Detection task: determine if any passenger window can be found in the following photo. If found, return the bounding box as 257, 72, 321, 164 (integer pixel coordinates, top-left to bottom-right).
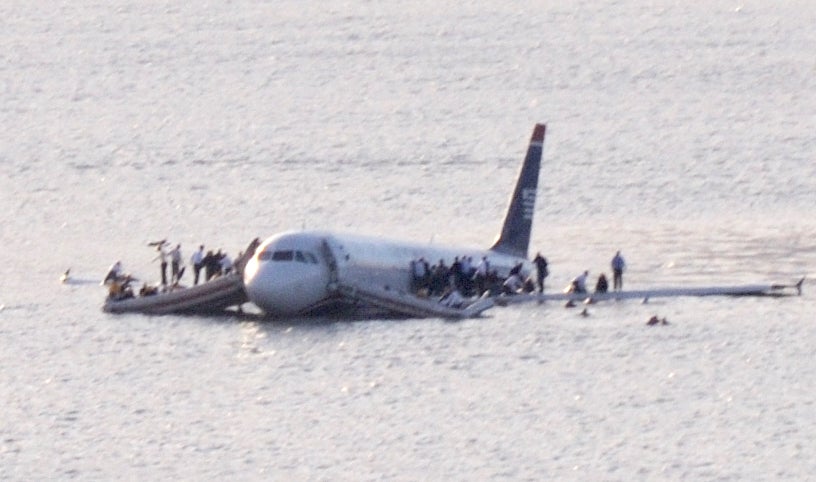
295, 251, 307, 263
272, 250, 294, 261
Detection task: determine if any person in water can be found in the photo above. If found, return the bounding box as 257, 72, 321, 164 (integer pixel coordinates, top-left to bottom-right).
647, 315, 669, 326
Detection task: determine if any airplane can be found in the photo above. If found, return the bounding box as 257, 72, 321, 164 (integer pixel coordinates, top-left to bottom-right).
100, 122, 803, 318
242, 124, 547, 317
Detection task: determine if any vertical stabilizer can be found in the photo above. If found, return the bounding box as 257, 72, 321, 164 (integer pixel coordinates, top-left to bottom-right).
489, 123, 545, 258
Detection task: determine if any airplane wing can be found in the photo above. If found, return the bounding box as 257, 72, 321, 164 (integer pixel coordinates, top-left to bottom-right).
495, 278, 805, 307
336, 282, 494, 319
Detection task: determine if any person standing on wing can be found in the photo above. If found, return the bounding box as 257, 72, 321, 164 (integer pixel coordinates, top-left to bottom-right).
611, 250, 626, 291
532, 252, 549, 293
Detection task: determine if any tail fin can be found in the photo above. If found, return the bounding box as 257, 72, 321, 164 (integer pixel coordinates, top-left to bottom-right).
489, 123, 545, 258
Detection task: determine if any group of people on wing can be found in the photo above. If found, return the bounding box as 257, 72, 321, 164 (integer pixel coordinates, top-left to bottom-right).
566, 251, 626, 295
407, 249, 626, 304
410, 255, 502, 299
408, 251, 552, 302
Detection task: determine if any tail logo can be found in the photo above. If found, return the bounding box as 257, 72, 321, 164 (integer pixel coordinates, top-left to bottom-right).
522, 188, 536, 221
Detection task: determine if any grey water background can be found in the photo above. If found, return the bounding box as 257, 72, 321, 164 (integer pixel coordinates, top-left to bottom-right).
2, 1, 815, 479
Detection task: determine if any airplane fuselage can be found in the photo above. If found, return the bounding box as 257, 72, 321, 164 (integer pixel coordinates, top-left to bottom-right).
243, 230, 531, 317
243, 123, 546, 318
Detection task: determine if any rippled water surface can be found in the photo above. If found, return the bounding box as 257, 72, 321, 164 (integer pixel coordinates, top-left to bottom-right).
1, 1, 815, 479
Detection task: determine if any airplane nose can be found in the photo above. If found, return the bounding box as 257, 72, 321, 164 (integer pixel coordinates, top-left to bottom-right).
242, 249, 331, 316
243, 257, 274, 308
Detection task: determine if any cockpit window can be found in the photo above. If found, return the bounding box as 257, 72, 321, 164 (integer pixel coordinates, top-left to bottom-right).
295, 251, 320, 264
257, 248, 319, 263
271, 250, 294, 261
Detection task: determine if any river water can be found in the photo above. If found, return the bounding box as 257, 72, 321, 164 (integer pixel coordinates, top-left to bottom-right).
1, 1, 815, 479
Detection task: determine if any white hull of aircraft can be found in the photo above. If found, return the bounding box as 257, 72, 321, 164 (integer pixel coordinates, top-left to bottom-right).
243, 124, 547, 317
